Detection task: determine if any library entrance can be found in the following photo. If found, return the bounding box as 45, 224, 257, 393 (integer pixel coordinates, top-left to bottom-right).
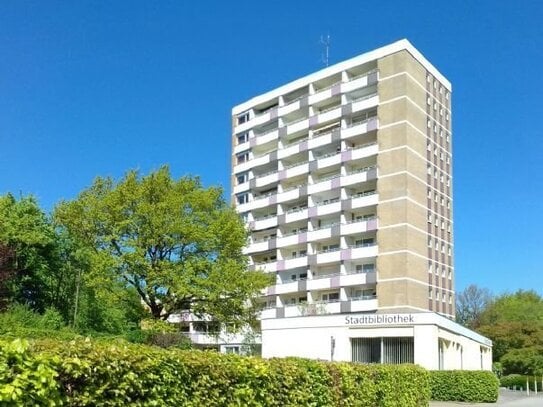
351, 337, 414, 364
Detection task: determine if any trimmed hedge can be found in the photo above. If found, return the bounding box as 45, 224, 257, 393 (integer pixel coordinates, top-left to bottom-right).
0, 338, 430, 406
430, 370, 499, 403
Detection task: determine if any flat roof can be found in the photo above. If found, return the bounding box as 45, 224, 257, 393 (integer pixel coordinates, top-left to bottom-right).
233, 39, 451, 115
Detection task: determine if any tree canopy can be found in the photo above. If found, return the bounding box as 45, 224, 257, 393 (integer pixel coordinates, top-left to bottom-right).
54, 166, 271, 330
457, 286, 543, 375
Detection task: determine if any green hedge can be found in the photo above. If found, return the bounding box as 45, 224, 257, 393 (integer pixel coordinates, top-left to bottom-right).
501, 374, 543, 391
430, 370, 499, 403
0, 338, 430, 406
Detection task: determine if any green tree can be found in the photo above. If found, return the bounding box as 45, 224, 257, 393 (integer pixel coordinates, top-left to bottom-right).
478, 290, 543, 375
54, 166, 271, 331
0, 194, 57, 312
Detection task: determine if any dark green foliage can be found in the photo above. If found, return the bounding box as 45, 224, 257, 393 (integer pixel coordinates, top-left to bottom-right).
0, 338, 430, 406
429, 370, 499, 403
501, 374, 543, 391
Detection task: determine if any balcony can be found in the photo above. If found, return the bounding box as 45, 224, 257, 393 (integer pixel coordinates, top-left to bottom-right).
349, 296, 378, 312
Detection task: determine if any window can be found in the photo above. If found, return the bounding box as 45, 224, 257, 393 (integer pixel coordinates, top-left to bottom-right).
428, 166, 432, 175
428, 264, 433, 273
237, 152, 249, 164
236, 193, 249, 205
236, 172, 249, 185
240, 212, 249, 222
237, 111, 250, 125
428, 288, 433, 299
357, 264, 375, 273
225, 346, 240, 354
322, 292, 340, 302
427, 97, 431, 105
435, 266, 439, 276
237, 132, 249, 145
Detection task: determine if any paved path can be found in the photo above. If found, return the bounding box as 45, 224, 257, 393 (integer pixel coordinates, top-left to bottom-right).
430, 389, 543, 407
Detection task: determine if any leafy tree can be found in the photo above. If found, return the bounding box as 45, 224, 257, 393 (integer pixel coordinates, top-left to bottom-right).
0, 194, 57, 312
54, 166, 271, 331
477, 290, 543, 374
455, 284, 492, 329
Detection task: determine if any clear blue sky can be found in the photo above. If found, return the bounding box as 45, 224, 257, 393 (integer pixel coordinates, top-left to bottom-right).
1, 1, 541, 295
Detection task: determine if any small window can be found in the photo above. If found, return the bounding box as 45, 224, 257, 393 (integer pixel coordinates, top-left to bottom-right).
237, 152, 249, 164
237, 112, 250, 125
237, 132, 249, 145
236, 193, 249, 205
428, 288, 433, 299
236, 172, 249, 185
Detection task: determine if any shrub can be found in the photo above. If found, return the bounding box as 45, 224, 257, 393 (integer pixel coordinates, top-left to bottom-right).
0, 338, 431, 406
430, 370, 499, 403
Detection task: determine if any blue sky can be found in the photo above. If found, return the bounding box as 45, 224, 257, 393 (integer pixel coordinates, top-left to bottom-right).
0, 1, 541, 295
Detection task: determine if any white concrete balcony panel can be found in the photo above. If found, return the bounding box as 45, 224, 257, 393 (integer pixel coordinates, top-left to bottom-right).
351, 143, 378, 160
275, 281, 300, 295
284, 163, 309, 178
255, 172, 279, 188
277, 143, 301, 160
349, 245, 379, 260
276, 188, 301, 204
260, 308, 277, 319
245, 241, 270, 254
234, 153, 270, 173
351, 94, 379, 113
253, 216, 277, 230
307, 277, 336, 291
182, 333, 219, 345
234, 120, 252, 134
342, 118, 379, 141
307, 227, 332, 242
350, 298, 378, 312
250, 112, 272, 128
339, 272, 375, 287
341, 171, 373, 188
308, 88, 333, 105
316, 201, 341, 217
254, 130, 279, 147
342, 75, 371, 93
254, 261, 277, 273
283, 209, 308, 224
316, 250, 341, 265
276, 234, 301, 248
322, 301, 342, 314
233, 182, 250, 195
341, 219, 377, 236
317, 107, 341, 125
350, 193, 379, 210
284, 305, 303, 318
234, 141, 250, 154
278, 99, 301, 117
284, 256, 308, 269
316, 153, 341, 169
287, 119, 309, 135
308, 132, 333, 150
307, 179, 335, 194
236, 198, 271, 213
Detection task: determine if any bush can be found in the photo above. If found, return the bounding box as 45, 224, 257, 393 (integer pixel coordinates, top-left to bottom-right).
430, 370, 499, 403
501, 373, 543, 391
0, 338, 431, 406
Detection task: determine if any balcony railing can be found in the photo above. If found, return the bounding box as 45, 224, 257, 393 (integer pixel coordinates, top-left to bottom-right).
348, 242, 376, 249
316, 247, 341, 254
351, 190, 377, 199
349, 295, 377, 301
285, 206, 308, 214
347, 165, 376, 175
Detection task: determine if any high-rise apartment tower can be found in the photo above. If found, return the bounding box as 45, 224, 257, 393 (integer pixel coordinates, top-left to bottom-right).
231, 40, 491, 369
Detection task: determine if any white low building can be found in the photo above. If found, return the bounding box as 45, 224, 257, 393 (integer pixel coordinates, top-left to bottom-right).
262, 311, 492, 370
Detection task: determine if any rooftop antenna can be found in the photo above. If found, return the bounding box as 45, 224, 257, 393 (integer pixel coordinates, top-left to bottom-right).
320, 34, 331, 67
